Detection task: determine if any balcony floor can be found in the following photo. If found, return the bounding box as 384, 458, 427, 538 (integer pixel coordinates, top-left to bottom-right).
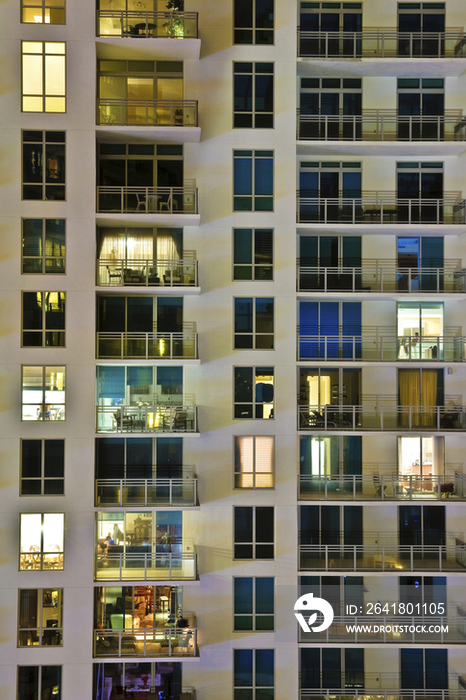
297, 140, 466, 157
297, 57, 466, 78
96, 37, 201, 60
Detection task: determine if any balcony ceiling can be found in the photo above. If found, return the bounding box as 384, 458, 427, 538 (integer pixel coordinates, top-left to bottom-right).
297, 141, 466, 157
96, 37, 201, 60
297, 58, 466, 78
96, 125, 201, 145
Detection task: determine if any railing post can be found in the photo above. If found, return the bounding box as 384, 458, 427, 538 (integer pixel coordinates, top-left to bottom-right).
410, 546, 414, 571
169, 478, 173, 506
409, 474, 412, 500
144, 479, 148, 506
353, 475, 356, 500
324, 476, 328, 499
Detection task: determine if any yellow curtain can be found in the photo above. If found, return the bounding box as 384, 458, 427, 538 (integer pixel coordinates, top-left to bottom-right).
421, 370, 437, 426
399, 369, 421, 426
99, 234, 126, 260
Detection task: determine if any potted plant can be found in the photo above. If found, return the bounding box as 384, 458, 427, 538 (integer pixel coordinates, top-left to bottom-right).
165, 0, 185, 37
440, 482, 454, 498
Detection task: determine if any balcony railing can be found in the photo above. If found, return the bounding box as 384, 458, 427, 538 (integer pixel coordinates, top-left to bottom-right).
95, 551, 197, 581
97, 99, 198, 127
297, 265, 466, 293
297, 194, 466, 225
97, 257, 198, 287
298, 405, 466, 431
297, 335, 466, 362
96, 405, 198, 434
299, 615, 465, 644
95, 475, 198, 507
301, 690, 466, 700
97, 184, 197, 215
96, 329, 198, 360
299, 540, 466, 572
297, 30, 466, 58
299, 472, 466, 501
97, 10, 199, 38
297, 112, 466, 142
94, 627, 197, 658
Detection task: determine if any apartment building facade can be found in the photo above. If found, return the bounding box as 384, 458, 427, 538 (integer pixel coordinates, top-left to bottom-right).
1, 0, 466, 698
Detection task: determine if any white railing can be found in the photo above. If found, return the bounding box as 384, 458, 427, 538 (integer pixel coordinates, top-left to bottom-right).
97, 10, 198, 38
300, 690, 466, 700
97, 184, 198, 215
97, 256, 198, 287
97, 99, 198, 127
96, 329, 198, 360
95, 551, 197, 581
94, 626, 197, 657
298, 405, 466, 431
297, 265, 466, 293
96, 405, 198, 434
95, 475, 198, 506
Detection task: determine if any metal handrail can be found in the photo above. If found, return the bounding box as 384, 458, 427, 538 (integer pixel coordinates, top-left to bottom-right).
297, 334, 466, 362
97, 257, 198, 287
94, 626, 197, 658
297, 30, 466, 58
297, 265, 466, 293
95, 551, 197, 581
300, 690, 466, 700
97, 10, 199, 38
97, 99, 198, 127
96, 331, 198, 360
95, 475, 198, 506
96, 404, 198, 434
96, 185, 198, 215
298, 405, 466, 431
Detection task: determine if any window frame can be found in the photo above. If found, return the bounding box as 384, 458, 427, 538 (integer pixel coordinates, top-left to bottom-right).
21, 0, 66, 24
20, 439, 65, 496
22, 219, 66, 275
233, 577, 275, 631
22, 131, 66, 202
18, 588, 63, 647
21, 42, 66, 113
19, 513, 65, 571
21, 292, 66, 348
17, 665, 62, 700
233, 0, 274, 45
234, 435, 275, 488
233, 505, 275, 560
234, 297, 274, 350
233, 367, 275, 420
233, 62, 274, 129
233, 228, 273, 281
233, 648, 275, 697
21, 365, 66, 422
233, 149, 274, 212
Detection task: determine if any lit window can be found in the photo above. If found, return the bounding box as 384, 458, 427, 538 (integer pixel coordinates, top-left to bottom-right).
19, 513, 64, 571
234, 0, 274, 44
234, 506, 274, 559
234, 62, 274, 128
22, 131, 66, 201
234, 436, 274, 487
21, 366, 66, 421
22, 42, 66, 112
18, 666, 62, 700
233, 150, 273, 211
234, 649, 275, 697
233, 228, 273, 280
234, 367, 274, 419
22, 219, 66, 274
18, 589, 63, 646
22, 292, 65, 347
20, 440, 64, 496
234, 577, 274, 630
234, 298, 274, 349
22, 0, 65, 24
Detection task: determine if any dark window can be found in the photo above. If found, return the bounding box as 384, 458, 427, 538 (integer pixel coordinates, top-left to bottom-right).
234, 150, 273, 211
22, 292, 65, 347
234, 367, 274, 419
234, 62, 274, 128
18, 665, 62, 700
234, 648, 275, 697
22, 219, 65, 274
233, 228, 273, 280
22, 131, 65, 201
234, 0, 274, 44
21, 440, 64, 495
234, 298, 274, 349
18, 589, 63, 646
234, 505, 274, 559
234, 577, 274, 630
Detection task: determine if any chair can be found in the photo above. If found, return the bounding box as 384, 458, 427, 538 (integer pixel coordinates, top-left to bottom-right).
106, 265, 121, 285
372, 473, 387, 497
135, 193, 147, 213
173, 409, 187, 431
113, 409, 134, 432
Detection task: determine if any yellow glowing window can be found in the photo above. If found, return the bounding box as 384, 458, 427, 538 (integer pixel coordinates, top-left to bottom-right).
21, 365, 66, 421
22, 0, 65, 24
22, 41, 66, 113
19, 513, 64, 570
234, 435, 274, 488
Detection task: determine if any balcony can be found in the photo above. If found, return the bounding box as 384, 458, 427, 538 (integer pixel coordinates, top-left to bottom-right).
97, 10, 199, 39
297, 264, 466, 294
96, 184, 198, 219
297, 193, 466, 226
299, 539, 466, 572
97, 99, 198, 128
297, 335, 466, 362
96, 404, 198, 434
94, 626, 198, 658
96, 326, 198, 360
97, 256, 199, 289
299, 614, 466, 644
95, 473, 198, 507
299, 472, 466, 501
297, 112, 466, 143
298, 405, 466, 432
95, 550, 197, 581
301, 691, 466, 700
297, 30, 466, 59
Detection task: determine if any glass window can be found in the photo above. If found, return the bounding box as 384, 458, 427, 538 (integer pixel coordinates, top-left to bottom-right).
234, 62, 273, 128
21, 440, 65, 495
234, 506, 274, 559
398, 436, 444, 479
234, 649, 275, 698
22, 131, 66, 201
21, 366, 66, 421
234, 298, 274, 349
18, 666, 62, 700
234, 0, 274, 44
94, 585, 183, 632
234, 578, 274, 631
18, 589, 63, 646
19, 514, 64, 571
22, 292, 65, 347
93, 662, 181, 699
234, 436, 274, 487
22, 219, 66, 274
233, 150, 273, 211
21, 0, 65, 23
234, 367, 274, 419
22, 42, 66, 112
233, 228, 273, 280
